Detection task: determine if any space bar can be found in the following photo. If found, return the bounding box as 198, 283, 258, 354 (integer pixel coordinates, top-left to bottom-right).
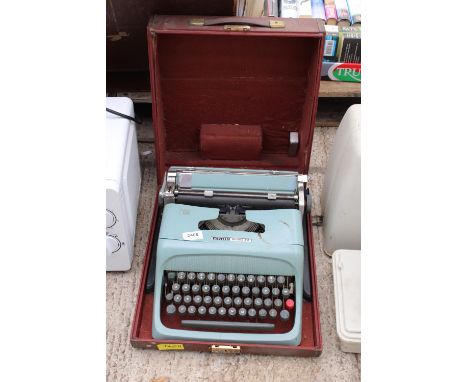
181, 320, 275, 331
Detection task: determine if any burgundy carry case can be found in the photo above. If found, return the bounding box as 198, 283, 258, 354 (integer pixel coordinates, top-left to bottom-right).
130, 15, 325, 356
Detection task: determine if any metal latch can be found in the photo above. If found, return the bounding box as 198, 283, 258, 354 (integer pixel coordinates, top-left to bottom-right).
210, 345, 241, 354
224, 25, 250, 31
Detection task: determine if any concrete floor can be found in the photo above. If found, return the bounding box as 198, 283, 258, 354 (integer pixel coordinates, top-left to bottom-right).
106, 125, 361, 382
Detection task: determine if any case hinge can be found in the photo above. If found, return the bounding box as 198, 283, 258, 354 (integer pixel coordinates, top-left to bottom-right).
210, 345, 241, 354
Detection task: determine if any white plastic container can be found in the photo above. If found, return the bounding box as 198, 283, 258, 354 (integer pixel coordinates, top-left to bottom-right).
322, 104, 361, 255
332, 249, 361, 353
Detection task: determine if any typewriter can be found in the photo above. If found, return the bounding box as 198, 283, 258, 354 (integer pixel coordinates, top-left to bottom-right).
150, 167, 311, 346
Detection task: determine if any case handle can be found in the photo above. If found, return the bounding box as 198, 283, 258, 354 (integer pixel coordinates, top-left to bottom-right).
190, 18, 285, 30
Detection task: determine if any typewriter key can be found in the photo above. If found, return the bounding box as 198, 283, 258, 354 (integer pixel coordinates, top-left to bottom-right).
227, 273, 236, 285
177, 272, 186, 283
258, 309, 267, 319
171, 283, 181, 293
272, 287, 280, 298
202, 284, 210, 294
256, 275, 266, 286
242, 286, 250, 297
193, 295, 202, 306
282, 288, 290, 299
165, 292, 174, 303
187, 272, 196, 283
197, 272, 206, 283
181, 284, 191, 294
212, 285, 220, 296
208, 306, 217, 317
222, 285, 230, 296
228, 307, 237, 318
238, 307, 247, 318
213, 296, 223, 307
218, 307, 227, 317
263, 298, 273, 309
198, 306, 207, 316
203, 295, 212, 306
280, 309, 290, 321
237, 274, 246, 285
274, 298, 283, 309
262, 287, 270, 298
166, 304, 176, 316
243, 297, 253, 308
233, 297, 243, 308
247, 275, 255, 286
277, 275, 286, 287
207, 273, 216, 284
268, 309, 278, 320
188, 305, 197, 316
183, 295, 192, 305
231, 285, 240, 296
285, 299, 295, 311
267, 275, 276, 286
252, 287, 260, 298
167, 272, 176, 282
254, 298, 263, 309
224, 297, 232, 308
178, 305, 187, 315
248, 308, 257, 319
217, 273, 226, 284
191, 284, 200, 294
173, 294, 182, 305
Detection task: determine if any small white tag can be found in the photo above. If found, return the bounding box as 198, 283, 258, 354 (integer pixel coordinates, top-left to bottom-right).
182, 231, 203, 241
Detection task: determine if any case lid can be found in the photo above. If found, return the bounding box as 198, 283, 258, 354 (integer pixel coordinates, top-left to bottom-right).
147, 15, 325, 184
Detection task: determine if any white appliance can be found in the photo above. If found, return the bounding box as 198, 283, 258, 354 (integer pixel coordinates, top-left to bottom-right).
322, 104, 361, 255
106, 97, 141, 271
332, 249, 361, 353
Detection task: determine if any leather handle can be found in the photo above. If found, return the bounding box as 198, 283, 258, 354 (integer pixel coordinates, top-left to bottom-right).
190, 18, 285, 29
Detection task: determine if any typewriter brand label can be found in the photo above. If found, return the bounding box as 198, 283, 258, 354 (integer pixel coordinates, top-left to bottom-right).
212, 237, 252, 243
156, 343, 184, 351
182, 231, 203, 241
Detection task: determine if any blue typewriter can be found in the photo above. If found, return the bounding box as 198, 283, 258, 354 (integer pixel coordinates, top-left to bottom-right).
151, 167, 311, 346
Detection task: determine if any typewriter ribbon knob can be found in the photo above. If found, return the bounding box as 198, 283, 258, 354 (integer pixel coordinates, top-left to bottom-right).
106, 235, 121, 254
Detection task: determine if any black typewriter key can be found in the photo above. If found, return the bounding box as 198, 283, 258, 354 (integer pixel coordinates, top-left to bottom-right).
258, 309, 267, 320
237, 274, 246, 285
212, 284, 220, 296
224, 296, 232, 308
202, 284, 211, 295
254, 298, 263, 309
228, 307, 237, 318
213, 296, 223, 307
207, 273, 216, 284
222, 285, 230, 296
166, 304, 176, 316
171, 283, 181, 293
173, 294, 182, 305
238, 307, 247, 318
256, 275, 266, 287
267, 275, 276, 286
233, 296, 243, 308
177, 272, 186, 283
193, 295, 202, 306
262, 287, 270, 298
227, 273, 236, 285
218, 307, 227, 317
187, 272, 196, 283
167, 272, 176, 282
188, 305, 197, 316
280, 309, 290, 321
183, 295, 192, 305
247, 275, 255, 286
178, 305, 187, 315
197, 272, 206, 283
191, 284, 200, 295
242, 286, 250, 297
203, 295, 212, 306
277, 276, 286, 287
243, 297, 253, 308
165, 292, 174, 303
263, 298, 273, 309
252, 287, 260, 298
248, 308, 257, 319
282, 288, 290, 299
208, 306, 217, 317
182, 284, 191, 294
231, 285, 240, 297
217, 273, 226, 284
269, 309, 278, 320
274, 298, 283, 309
272, 287, 280, 298
198, 306, 207, 316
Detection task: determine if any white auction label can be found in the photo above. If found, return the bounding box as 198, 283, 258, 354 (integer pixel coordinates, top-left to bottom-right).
182, 231, 204, 241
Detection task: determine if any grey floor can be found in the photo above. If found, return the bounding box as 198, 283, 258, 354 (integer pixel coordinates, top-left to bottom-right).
106, 124, 361, 382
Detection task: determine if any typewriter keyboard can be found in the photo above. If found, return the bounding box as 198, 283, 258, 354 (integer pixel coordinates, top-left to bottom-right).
161, 271, 296, 333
